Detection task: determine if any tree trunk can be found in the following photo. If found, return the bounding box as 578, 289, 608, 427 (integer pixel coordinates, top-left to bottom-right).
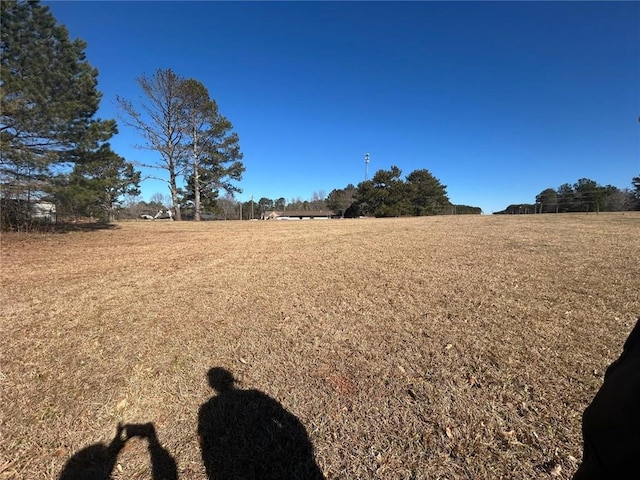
194, 164, 201, 221
193, 128, 201, 221
170, 169, 181, 221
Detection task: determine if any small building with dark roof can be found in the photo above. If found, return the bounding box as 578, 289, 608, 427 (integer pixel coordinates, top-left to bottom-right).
264, 210, 339, 220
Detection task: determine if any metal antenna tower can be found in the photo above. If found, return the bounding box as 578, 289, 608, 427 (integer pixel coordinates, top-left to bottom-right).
364, 153, 370, 181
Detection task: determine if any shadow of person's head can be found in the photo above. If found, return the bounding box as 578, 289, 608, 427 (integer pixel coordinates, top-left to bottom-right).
207, 367, 236, 393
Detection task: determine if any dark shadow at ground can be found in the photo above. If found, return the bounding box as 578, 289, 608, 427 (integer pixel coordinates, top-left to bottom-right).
573, 317, 640, 479
1, 221, 120, 234
58, 423, 177, 480
2, 222, 120, 234
198, 367, 325, 480
53, 222, 121, 233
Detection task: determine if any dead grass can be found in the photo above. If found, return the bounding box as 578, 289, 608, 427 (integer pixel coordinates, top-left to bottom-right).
1, 213, 639, 479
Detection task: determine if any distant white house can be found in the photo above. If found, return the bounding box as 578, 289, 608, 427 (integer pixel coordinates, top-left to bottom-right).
31, 202, 56, 223
30, 202, 56, 223
0, 199, 56, 226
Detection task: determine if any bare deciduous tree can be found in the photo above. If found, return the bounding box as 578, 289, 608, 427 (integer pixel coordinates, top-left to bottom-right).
149, 192, 171, 209
117, 69, 186, 220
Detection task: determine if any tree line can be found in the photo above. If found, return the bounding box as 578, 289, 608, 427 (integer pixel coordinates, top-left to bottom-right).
495, 176, 640, 214
120, 169, 484, 220
139, 166, 479, 220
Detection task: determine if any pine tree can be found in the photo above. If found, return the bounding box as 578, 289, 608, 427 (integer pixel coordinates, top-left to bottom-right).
1, 0, 116, 206
355, 167, 450, 217
52, 145, 140, 222
405, 169, 450, 216
178, 79, 244, 221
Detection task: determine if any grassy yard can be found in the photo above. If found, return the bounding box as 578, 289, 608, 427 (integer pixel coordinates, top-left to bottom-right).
1, 213, 639, 479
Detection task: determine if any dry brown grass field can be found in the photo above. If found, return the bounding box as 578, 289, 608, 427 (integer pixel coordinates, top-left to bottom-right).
1, 213, 639, 479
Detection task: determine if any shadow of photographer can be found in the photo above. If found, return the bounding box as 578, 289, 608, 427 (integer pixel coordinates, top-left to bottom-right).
573, 317, 640, 479
198, 367, 324, 480
58, 422, 177, 480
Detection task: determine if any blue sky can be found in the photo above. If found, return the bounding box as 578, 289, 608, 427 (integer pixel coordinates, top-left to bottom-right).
45, 1, 639, 214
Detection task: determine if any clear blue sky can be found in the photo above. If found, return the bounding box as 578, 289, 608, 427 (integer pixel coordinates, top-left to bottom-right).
45, 1, 639, 214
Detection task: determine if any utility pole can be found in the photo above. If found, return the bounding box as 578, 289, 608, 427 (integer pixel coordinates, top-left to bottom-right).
364, 153, 370, 181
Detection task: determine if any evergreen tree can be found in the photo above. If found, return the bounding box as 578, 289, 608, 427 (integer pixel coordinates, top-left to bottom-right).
257, 197, 273, 218
178, 79, 244, 221
52, 144, 140, 222
556, 183, 575, 212
405, 169, 450, 215
536, 188, 559, 213
574, 178, 604, 212
274, 197, 287, 211
241, 199, 259, 220
1, 0, 116, 205
181, 170, 220, 216
355, 166, 449, 217
360, 166, 410, 217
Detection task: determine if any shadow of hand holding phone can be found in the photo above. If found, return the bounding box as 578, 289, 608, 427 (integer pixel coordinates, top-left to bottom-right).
58, 422, 177, 480
198, 367, 324, 480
